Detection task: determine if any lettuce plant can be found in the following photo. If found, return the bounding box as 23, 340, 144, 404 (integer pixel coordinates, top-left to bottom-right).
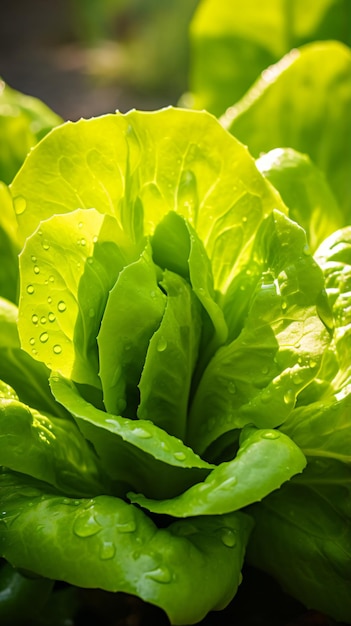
0, 106, 349, 623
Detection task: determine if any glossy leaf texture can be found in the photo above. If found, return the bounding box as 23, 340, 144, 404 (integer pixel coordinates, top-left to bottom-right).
0, 471, 253, 625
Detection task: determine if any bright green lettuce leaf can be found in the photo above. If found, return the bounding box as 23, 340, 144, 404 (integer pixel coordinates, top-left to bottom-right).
98, 240, 166, 417
0, 560, 54, 623
129, 425, 306, 516
137, 269, 202, 440
50, 375, 213, 500
186, 210, 330, 454
0, 79, 62, 185
0, 183, 20, 303
246, 460, 351, 622
18, 208, 140, 389
0, 297, 66, 416
11, 108, 286, 295
0, 471, 253, 625
256, 148, 344, 253
186, 0, 350, 117
221, 42, 351, 220
0, 389, 107, 497
315, 226, 351, 377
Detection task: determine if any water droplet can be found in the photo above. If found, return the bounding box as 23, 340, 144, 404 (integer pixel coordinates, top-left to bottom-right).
133, 427, 152, 439
146, 566, 172, 584
42, 240, 50, 251
57, 301, 66, 312
174, 451, 186, 461
117, 520, 136, 533
87, 256, 94, 265
48, 312, 56, 323
31, 255, 37, 263
157, 336, 167, 352
26, 284, 34, 295
242, 216, 248, 224
53, 344, 62, 354
39, 332, 49, 343
31, 314, 39, 325
93, 235, 98, 244
261, 430, 280, 440
220, 528, 237, 548
40, 316, 47, 324
14, 195, 27, 215
47, 296, 52, 304
261, 365, 269, 375
49, 275, 55, 283
88, 307, 95, 318
227, 381, 236, 394
33, 265, 40, 274
73, 512, 101, 538
29, 337, 35, 346
281, 300, 288, 311
100, 541, 116, 560
78, 221, 83, 229
309, 359, 317, 369
283, 389, 295, 405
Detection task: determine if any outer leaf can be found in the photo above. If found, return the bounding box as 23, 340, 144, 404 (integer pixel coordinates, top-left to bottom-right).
0, 183, 19, 302
0, 297, 64, 416
50, 375, 212, 500
221, 42, 351, 219
129, 426, 306, 517
187, 0, 349, 116
11, 108, 286, 294
246, 461, 351, 622
0, 79, 62, 185
0, 471, 253, 625
0, 394, 107, 497
256, 148, 344, 253
18, 208, 139, 388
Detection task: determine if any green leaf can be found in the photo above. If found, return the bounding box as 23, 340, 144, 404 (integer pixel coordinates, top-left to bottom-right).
129, 426, 306, 516
0, 471, 253, 625
256, 148, 344, 253
18, 208, 139, 388
187, 0, 349, 117
0, 79, 62, 185
187, 210, 330, 453
11, 108, 286, 294
0, 395, 107, 497
98, 240, 166, 417
0, 297, 64, 416
0, 182, 20, 302
247, 461, 351, 623
50, 375, 212, 500
222, 41, 351, 220
137, 269, 202, 439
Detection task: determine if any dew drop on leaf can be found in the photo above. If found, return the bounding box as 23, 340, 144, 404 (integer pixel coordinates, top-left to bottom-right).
31, 314, 39, 325
57, 301, 66, 312
261, 430, 280, 440
33, 265, 40, 274
157, 336, 167, 352
174, 451, 186, 461
100, 541, 116, 560
133, 427, 152, 439
39, 332, 49, 344
48, 312, 56, 323
73, 513, 101, 538
14, 195, 27, 215
116, 520, 136, 534
41, 240, 50, 251
145, 566, 172, 584
26, 284, 34, 295
40, 316, 47, 324
283, 389, 295, 405
53, 344, 62, 354
220, 528, 237, 548
29, 337, 35, 346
